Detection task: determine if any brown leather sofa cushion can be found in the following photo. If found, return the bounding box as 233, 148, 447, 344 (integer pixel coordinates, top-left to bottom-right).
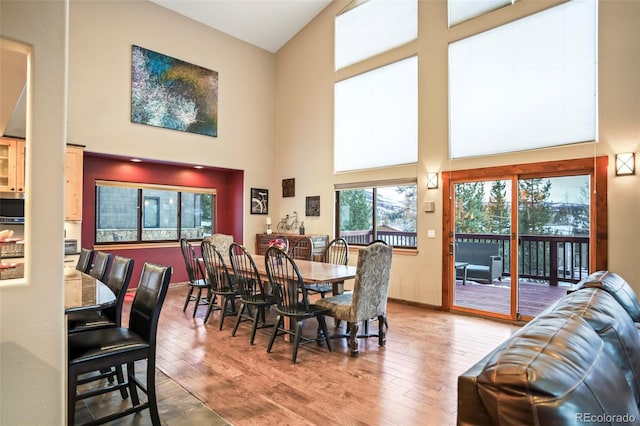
473, 312, 639, 425
550, 288, 640, 405
574, 271, 640, 322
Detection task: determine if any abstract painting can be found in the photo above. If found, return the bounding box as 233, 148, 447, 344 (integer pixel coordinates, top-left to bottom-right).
131, 45, 218, 137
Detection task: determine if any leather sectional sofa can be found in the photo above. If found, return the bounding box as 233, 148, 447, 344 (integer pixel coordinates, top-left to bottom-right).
457, 271, 640, 425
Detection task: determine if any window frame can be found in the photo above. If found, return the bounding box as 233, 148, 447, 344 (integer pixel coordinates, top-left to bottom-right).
94, 180, 216, 245
334, 179, 418, 249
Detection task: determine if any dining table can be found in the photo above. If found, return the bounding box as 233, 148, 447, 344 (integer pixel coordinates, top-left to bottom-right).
248, 254, 357, 296
64, 266, 116, 313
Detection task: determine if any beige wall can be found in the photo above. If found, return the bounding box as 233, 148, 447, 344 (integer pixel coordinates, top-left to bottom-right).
275, 0, 640, 305
67, 0, 278, 243
0, 1, 67, 424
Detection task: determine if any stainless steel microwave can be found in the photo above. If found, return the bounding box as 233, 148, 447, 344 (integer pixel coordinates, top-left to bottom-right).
0, 198, 25, 223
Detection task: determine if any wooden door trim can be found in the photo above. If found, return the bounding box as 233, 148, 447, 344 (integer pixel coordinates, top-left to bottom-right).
441, 156, 608, 312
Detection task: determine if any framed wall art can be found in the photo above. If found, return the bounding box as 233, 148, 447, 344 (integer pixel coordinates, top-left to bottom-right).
250, 188, 269, 214
131, 45, 219, 137
282, 178, 295, 197
305, 196, 320, 216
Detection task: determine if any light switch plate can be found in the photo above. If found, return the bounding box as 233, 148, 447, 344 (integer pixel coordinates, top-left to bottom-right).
427, 229, 436, 238
424, 201, 435, 212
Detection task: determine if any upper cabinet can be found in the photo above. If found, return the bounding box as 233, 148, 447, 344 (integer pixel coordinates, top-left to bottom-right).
0, 137, 25, 193
65, 145, 84, 221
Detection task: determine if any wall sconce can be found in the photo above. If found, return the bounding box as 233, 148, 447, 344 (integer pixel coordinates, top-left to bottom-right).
427, 172, 438, 189
615, 152, 635, 176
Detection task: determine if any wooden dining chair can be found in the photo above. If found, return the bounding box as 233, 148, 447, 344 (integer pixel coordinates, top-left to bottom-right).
315, 242, 392, 357
180, 238, 213, 317
288, 236, 313, 261
305, 237, 349, 298
67, 262, 172, 426
229, 243, 277, 344
201, 239, 238, 329
265, 246, 332, 363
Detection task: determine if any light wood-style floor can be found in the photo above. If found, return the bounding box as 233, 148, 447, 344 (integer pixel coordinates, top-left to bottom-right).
137, 285, 522, 426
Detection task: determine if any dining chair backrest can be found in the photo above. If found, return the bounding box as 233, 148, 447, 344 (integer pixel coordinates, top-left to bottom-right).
76, 248, 94, 273
229, 243, 268, 303
350, 242, 393, 323
204, 233, 234, 257
289, 236, 313, 261
89, 251, 113, 281
324, 238, 349, 265
128, 262, 172, 346
101, 255, 134, 326
180, 238, 206, 285
201, 239, 234, 293
265, 246, 308, 313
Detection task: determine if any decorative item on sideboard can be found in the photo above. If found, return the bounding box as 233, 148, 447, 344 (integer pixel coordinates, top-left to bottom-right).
276, 211, 299, 233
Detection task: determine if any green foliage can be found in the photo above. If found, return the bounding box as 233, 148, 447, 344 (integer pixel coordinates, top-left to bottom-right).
339, 189, 371, 231
454, 182, 485, 233
486, 180, 510, 234
518, 178, 552, 235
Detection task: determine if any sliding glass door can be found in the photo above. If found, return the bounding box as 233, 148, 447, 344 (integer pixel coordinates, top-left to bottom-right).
445, 158, 605, 322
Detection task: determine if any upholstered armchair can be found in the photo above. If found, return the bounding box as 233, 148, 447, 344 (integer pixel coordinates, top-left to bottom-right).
316, 241, 392, 357
204, 233, 234, 255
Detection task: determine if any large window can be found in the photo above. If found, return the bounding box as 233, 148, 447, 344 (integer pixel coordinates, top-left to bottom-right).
96, 181, 215, 243
336, 180, 417, 248
334, 56, 418, 172
448, 0, 597, 158
335, 0, 417, 70
448, 0, 513, 27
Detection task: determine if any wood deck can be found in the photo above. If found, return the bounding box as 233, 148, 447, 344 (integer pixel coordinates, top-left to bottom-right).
453, 278, 573, 318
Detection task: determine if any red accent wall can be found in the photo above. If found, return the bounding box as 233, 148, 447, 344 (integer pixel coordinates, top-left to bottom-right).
81, 153, 244, 287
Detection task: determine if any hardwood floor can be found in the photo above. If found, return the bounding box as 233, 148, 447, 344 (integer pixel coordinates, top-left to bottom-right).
129, 285, 522, 426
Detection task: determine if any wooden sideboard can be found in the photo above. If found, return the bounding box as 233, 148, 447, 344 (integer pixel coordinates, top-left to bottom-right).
255, 233, 329, 261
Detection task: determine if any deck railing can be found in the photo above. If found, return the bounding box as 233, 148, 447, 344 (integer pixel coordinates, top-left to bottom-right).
455, 233, 590, 285
341, 229, 589, 285
340, 230, 417, 248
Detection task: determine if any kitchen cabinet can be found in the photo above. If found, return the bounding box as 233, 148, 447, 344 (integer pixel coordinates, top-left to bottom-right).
255, 233, 329, 261
0, 138, 25, 193
65, 145, 84, 221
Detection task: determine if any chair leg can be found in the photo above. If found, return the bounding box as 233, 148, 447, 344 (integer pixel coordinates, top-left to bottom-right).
267, 315, 282, 353
231, 303, 246, 336
147, 359, 161, 426
318, 315, 332, 352
250, 307, 261, 345
183, 286, 195, 312
115, 365, 128, 399
292, 319, 303, 364
219, 296, 230, 330
192, 287, 203, 318
348, 321, 360, 357
204, 293, 220, 324
378, 314, 386, 347
127, 361, 140, 406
